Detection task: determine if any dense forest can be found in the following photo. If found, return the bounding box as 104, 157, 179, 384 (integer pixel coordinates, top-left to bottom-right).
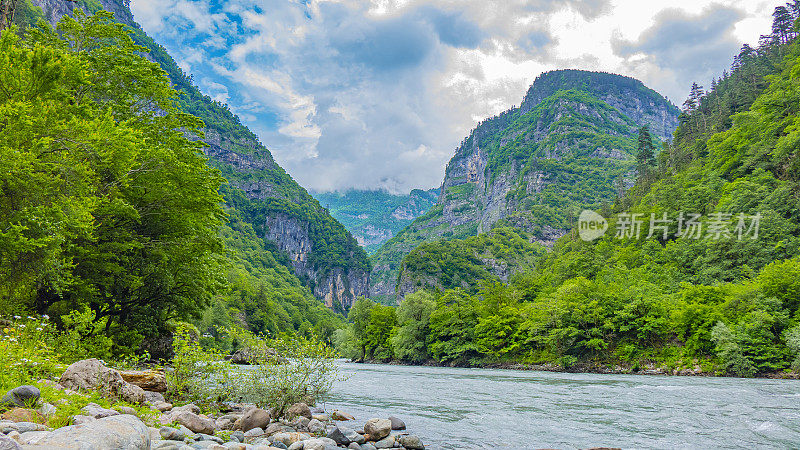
338, 5, 800, 377
0, 8, 347, 359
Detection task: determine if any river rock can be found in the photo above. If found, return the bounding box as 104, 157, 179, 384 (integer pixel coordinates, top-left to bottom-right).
331, 410, 354, 421
59, 358, 146, 403
373, 435, 395, 449
82, 402, 120, 418
114, 405, 137, 415
270, 432, 310, 446
0, 435, 21, 450
387, 416, 405, 431
153, 401, 174, 412
284, 403, 312, 421
144, 390, 166, 403
236, 408, 270, 432
307, 418, 324, 434
224, 443, 248, 450
361, 444, 377, 450
119, 369, 167, 392
1, 386, 40, 408
326, 427, 350, 445
302, 437, 338, 450
30, 414, 150, 449
36, 402, 56, 417
0, 408, 41, 423
160, 426, 186, 441
72, 414, 96, 425
171, 411, 216, 435
244, 427, 264, 438
18, 430, 49, 445
347, 444, 360, 450
398, 435, 424, 449
363, 419, 391, 441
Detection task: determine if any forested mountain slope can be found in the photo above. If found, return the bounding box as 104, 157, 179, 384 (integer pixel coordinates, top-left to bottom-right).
342, 7, 800, 376
28, 0, 370, 314
313, 189, 439, 253
371, 70, 679, 301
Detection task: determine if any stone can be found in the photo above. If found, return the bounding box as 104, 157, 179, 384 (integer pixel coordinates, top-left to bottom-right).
29, 414, 151, 449
144, 390, 167, 403
284, 403, 312, 421
59, 358, 146, 403
348, 444, 361, 450
311, 414, 329, 422
292, 416, 310, 431
215, 417, 233, 430
36, 403, 56, 417
244, 427, 264, 438
5, 431, 20, 443
0, 408, 41, 423
326, 427, 350, 445
10, 422, 47, 433
387, 416, 405, 431
373, 436, 395, 449
120, 369, 168, 392
237, 407, 271, 432
270, 432, 310, 447
287, 442, 304, 450
331, 410, 355, 421
1, 386, 40, 408
191, 441, 227, 449
160, 426, 186, 441
363, 418, 391, 441
17, 431, 49, 445
397, 435, 424, 449
231, 430, 245, 442
307, 418, 324, 434
82, 402, 120, 418
224, 443, 248, 450
264, 423, 283, 436
72, 414, 96, 425
114, 405, 138, 415
154, 401, 174, 412
197, 433, 224, 444
0, 435, 21, 450
301, 439, 330, 450
271, 442, 289, 450
173, 403, 202, 415
361, 444, 377, 450
172, 411, 216, 435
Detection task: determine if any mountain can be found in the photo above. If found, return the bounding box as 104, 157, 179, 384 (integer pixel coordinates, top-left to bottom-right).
371, 70, 680, 301
313, 189, 439, 253
26, 0, 370, 314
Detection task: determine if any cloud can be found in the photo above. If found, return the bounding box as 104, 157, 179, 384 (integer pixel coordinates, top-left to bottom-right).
129, 0, 773, 193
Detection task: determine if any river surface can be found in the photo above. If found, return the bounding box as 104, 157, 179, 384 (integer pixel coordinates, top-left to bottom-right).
322, 361, 800, 449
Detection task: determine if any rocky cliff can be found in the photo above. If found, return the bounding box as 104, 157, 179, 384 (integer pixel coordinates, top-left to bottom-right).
371, 69, 680, 301
30, 0, 370, 311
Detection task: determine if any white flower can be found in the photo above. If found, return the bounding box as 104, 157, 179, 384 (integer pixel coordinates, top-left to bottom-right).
36, 327, 43, 331
13, 315, 21, 320
42, 314, 49, 320
18, 325, 25, 329
27, 316, 35, 320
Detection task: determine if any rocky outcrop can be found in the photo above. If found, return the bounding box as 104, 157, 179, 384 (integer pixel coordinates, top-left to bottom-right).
59, 359, 146, 404
371, 69, 680, 300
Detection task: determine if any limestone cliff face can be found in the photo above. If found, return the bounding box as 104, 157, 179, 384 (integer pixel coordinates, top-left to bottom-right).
33, 0, 370, 311
370, 69, 680, 301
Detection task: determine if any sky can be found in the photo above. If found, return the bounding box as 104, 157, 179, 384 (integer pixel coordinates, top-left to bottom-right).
129, 0, 776, 194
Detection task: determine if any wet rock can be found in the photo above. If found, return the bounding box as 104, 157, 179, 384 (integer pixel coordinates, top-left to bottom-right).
387, 416, 405, 431
237, 407, 271, 432
331, 410, 354, 421
59, 358, 145, 403
326, 427, 350, 445
363, 418, 391, 441
120, 369, 168, 392
1, 386, 40, 408
397, 434, 424, 449
284, 403, 312, 421
30, 414, 151, 449
373, 435, 395, 449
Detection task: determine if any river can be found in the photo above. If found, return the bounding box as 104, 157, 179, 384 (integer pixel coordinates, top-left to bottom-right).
321, 361, 800, 449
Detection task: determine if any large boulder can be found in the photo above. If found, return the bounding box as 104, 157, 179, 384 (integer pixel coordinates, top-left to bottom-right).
26, 414, 150, 449
284, 403, 312, 421
235, 408, 270, 432
119, 370, 167, 393
169, 411, 216, 435
1, 386, 40, 409
59, 359, 145, 403
0, 435, 21, 450
363, 418, 391, 441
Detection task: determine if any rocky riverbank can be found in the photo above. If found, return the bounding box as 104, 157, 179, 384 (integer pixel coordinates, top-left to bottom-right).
0, 359, 425, 450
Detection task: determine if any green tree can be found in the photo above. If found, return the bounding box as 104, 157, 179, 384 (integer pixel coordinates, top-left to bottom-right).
391, 291, 436, 362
